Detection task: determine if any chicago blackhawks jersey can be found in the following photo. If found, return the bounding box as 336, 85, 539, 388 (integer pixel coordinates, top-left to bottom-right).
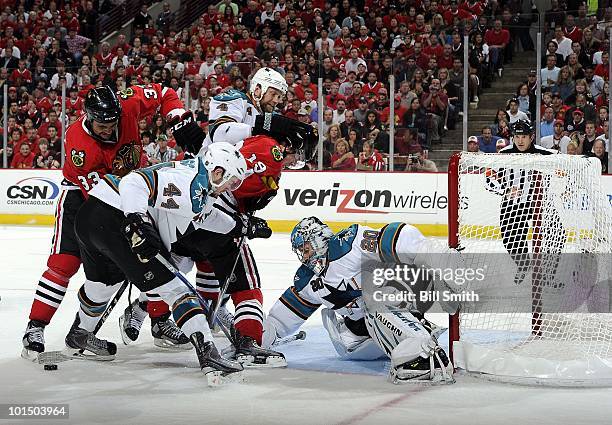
63, 83, 185, 197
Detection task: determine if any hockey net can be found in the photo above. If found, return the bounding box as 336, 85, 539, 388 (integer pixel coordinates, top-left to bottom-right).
447, 152, 612, 386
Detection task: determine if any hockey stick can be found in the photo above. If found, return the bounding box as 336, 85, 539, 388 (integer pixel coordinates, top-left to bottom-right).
153, 254, 237, 345
272, 330, 306, 347
208, 220, 250, 328
38, 280, 130, 366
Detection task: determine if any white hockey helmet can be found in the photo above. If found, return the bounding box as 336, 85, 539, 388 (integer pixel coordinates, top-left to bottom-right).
291, 217, 335, 276
202, 142, 248, 193
249, 67, 288, 107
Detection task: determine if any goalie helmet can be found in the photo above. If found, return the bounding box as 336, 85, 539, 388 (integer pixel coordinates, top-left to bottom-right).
290, 217, 335, 276
203, 142, 248, 192
249, 67, 288, 108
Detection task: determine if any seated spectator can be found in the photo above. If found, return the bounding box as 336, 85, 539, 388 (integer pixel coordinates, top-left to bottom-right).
402, 98, 428, 143
516, 83, 536, 119
541, 55, 561, 89
507, 98, 529, 123
320, 108, 334, 137
496, 139, 508, 152
477, 127, 502, 153
589, 139, 608, 174
364, 110, 389, 153
405, 149, 438, 173
11, 143, 35, 169
566, 110, 586, 134
552, 66, 575, 102
0, 145, 13, 165
581, 121, 600, 154
565, 79, 595, 106
356, 140, 385, 171
324, 123, 343, 154
393, 129, 418, 155
330, 139, 356, 171
540, 107, 556, 138
566, 140, 580, 155
340, 110, 365, 141
353, 96, 369, 124
147, 134, 178, 164
347, 128, 364, 156
466, 136, 479, 152
540, 120, 571, 153
34, 139, 60, 169
584, 65, 605, 100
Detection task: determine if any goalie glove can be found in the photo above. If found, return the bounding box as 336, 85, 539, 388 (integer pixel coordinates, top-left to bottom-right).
169, 111, 205, 154
231, 215, 272, 239
122, 213, 161, 262
253, 112, 314, 150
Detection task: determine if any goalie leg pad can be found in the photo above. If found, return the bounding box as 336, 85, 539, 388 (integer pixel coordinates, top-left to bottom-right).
321, 308, 385, 360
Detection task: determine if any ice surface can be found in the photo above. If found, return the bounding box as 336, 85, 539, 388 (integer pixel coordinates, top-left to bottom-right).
1, 226, 612, 425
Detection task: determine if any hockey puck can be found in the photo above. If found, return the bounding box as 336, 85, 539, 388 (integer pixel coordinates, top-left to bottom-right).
44, 364, 58, 371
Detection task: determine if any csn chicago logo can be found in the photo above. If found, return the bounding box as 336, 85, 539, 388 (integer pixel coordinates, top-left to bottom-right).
7, 177, 60, 205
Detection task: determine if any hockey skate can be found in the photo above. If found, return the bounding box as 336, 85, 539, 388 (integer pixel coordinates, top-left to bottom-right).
118, 299, 147, 345
190, 332, 244, 387
22, 320, 46, 361
232, 332, 287, 368
64, 314, 117, 361
390, 346, 455, 385
151, 313, 192, 350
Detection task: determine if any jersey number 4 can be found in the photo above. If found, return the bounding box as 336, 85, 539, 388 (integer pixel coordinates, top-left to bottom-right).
161, 183, 181, 209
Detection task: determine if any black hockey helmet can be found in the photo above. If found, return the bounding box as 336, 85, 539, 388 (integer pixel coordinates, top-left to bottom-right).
84, 86, 121, 143
511, 120, 534, 136
84, 86, 121, 124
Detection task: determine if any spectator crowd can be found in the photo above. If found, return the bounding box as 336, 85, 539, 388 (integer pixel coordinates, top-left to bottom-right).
467, 4, 610, 174
0, 0, 609, 173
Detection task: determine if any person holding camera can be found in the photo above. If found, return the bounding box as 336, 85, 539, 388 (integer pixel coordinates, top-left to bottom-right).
421, 78, 447, 144
404, 149, 438, 173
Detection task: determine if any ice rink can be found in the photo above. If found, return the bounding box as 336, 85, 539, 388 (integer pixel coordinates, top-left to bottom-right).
2, 225, 612, 425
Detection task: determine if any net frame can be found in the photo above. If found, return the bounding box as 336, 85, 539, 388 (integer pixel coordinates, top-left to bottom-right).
447, 151, 612, 386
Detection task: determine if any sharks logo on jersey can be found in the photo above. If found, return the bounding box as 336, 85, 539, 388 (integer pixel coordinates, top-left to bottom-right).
189, 159, 210, 215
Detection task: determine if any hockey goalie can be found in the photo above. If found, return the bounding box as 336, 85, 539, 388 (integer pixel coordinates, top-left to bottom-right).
263, 217, 459, 384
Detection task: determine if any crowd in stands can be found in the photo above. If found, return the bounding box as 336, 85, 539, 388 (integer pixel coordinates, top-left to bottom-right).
0, 0, 609, 173
468, 4, 610, 174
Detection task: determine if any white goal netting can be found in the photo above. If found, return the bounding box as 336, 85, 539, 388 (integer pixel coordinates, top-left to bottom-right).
449, 152, 612, 386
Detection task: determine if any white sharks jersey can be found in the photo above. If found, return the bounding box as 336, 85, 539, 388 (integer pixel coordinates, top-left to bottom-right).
198, 89, 260, 154
89, 159, 236, 249
267, 223, 426, 338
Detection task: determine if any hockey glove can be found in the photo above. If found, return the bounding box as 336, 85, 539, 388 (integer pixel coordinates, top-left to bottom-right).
122, 213, 161, 262
170, 111, 205, 154
231, 215, 272, 239
253, 113, 314, 149
241, 191, 277, 213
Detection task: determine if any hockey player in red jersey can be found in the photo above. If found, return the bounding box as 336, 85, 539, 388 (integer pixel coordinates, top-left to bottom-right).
22, 84, 192, 359
169, 135, 299, 367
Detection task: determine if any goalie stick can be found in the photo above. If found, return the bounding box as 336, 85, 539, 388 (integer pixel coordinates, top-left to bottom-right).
38, 280, 130, 366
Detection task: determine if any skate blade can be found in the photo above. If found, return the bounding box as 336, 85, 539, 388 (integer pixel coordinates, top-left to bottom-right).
153, 338, 193, 351
236, 354, 287, 369
390, 366, 456, 385
62, 347, 115, 362
118, 316, 137, 345
22, 347, 43, 362
203, 368, 245, 387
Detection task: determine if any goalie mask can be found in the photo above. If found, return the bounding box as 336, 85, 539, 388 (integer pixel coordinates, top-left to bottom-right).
291, 217, 335, 276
